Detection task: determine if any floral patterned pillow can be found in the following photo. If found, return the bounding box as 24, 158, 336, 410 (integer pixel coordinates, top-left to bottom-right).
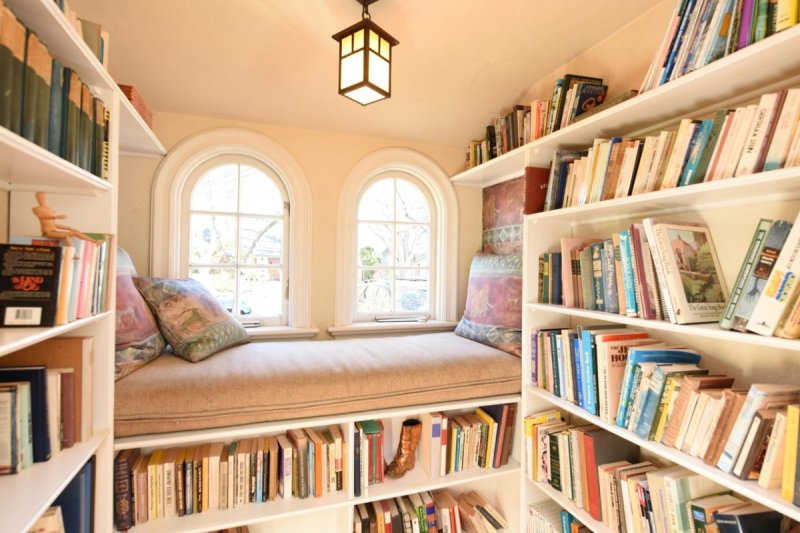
115, 248, 165, 380
454, 252, 522, 356
133, 277, 250, 363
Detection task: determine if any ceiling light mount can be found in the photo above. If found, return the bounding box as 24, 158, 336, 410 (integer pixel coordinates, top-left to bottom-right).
332, 0, 398, 106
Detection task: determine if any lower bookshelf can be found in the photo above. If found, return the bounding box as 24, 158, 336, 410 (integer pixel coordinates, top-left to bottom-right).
0, 430, 108, 533
530, 479, 611, 533
526, 385, 800, 523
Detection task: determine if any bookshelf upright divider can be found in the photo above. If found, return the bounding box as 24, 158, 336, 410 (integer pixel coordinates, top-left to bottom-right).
0, 0, 165, 531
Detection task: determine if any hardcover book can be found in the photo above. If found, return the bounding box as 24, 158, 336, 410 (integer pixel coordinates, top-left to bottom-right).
0, 244, 63, 327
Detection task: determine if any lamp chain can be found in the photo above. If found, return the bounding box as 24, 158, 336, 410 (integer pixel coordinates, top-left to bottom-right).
362, 1, 371, 20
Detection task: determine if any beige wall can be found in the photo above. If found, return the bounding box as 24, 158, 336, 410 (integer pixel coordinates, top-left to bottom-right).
116, 0, 674, 336
118, 112, 481, 337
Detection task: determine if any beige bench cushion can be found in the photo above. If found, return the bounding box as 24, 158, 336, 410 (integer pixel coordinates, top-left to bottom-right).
115, 332, 521, 437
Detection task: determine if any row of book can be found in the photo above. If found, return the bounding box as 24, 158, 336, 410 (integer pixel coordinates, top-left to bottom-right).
465, 73, 613, 169
416, 403, 517, 482
526, 502, 587, 533
0, 235, 113, 328
113, 424, 347, 530
539, 210, 800, 339
29, 459, 93, 533
641, 0, 800, 94
542, 86, 800, 212
119, 84, 153, 129
355, 489, 507, 533
0, 0, 109, 178
0, 338, 92, 474
530, 327, 800, 498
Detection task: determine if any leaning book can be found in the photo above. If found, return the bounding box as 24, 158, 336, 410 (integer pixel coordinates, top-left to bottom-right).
646, 220, 729, 324
0, 244, 63, 327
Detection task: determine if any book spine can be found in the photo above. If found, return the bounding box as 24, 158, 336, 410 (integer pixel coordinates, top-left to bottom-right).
782, 404, 799, 501
721, 219, 772, 329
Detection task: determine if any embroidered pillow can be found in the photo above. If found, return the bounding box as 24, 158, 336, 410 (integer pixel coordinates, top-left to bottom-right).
454, 252, 522, 356
133, 277, 250, 363
115, 248, 165, 380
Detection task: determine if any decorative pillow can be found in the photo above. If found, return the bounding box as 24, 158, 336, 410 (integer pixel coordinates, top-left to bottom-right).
115, 248, 166, 381
454, 252, 522, 356
133, 277, 250, 363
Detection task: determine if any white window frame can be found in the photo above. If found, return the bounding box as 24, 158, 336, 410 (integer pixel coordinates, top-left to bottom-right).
151, 128, 314, 336
183, 155, 290, 325
332, 148, 459, 335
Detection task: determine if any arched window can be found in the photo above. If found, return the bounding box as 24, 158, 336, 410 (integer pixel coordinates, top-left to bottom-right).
334, 148, 459, 332
186, 156, 288, 324
356, 173, 433, 320
151, 129, 313, 335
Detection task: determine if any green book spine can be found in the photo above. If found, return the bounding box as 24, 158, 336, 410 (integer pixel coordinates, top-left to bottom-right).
92, 98, 105, 177
48, 59, 63, 155
79, 84, 93, 171
34, 40, 51, 150
5, 13, 25, 135
20, 30, 37, 142
63, 70, 81, 165
548, 431, 561, 491
720, 219, 772, 329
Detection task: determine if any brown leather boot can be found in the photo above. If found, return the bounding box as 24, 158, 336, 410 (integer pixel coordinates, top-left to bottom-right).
385, 418, 423, 478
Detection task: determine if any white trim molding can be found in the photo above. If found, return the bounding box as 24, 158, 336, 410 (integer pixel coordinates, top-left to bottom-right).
334, 147, 459, 327
150, 128, 313, 328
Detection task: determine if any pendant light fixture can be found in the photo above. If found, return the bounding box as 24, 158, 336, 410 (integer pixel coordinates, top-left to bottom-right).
332, 0, 399, 106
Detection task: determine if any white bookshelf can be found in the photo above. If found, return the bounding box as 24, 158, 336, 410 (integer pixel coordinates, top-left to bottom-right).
0, 0, 164, 531
500, 27, 800, 531
530, 480, 613, 533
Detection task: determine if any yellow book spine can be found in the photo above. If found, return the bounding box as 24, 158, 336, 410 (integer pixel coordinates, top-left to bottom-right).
782, 404, 800, 501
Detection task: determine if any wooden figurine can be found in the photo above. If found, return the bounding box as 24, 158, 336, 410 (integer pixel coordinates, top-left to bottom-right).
32, 191, 97, 247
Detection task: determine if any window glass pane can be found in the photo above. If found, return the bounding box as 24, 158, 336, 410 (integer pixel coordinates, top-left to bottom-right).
189, 266, 236, 313
239, 166, 284, 216
240, 217, 283, 265
240, 268, 282, 317
395, 269, 429, 312
358, 223, 393, 267
357, 269, 392, 313
358, 178, 394, 221
191, 164, 238, 212
189, 214, 236, 264
395, 224, 429, 267
395, 179, 430, 222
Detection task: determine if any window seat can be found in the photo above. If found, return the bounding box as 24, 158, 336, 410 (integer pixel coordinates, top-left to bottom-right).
114, 332, 521, 438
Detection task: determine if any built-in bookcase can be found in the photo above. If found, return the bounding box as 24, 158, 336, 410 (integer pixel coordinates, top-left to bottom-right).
0, 0, 164, 531
449, 23, 800, 533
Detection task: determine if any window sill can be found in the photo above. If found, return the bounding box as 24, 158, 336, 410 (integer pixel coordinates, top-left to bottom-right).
246, 326, 319, 340
327, 320, 458, 338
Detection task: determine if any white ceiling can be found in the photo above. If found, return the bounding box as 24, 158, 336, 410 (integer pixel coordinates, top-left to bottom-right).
72, 0, 662, 149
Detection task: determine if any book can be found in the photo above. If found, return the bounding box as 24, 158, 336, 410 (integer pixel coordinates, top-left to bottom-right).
689, 494, 747, 533
714, 503, 785, 532
717, 383, 800, 473
663, 374, 734, 448
732, 407, 780, 479
29, 506, 65, 533
0, 384, 21, 474
763, 87, 800, 170
0, 366, 50, 463
734, 90, 787, 176
54, 458, 92, 533
645, 219, 729, 324
702, 388, 749, 466
782, 404, 799, 502
0, 244, 63, 327
721, 219, 773, 330
583, 427, 639, 521
634, 364, 708, 440
758, 408, 789, 489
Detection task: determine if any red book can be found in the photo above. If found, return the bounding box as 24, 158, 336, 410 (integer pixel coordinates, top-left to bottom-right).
524, 166, 551, 215
583, 428, 639, 521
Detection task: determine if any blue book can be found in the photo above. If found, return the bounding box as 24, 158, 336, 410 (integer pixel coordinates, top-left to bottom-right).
618, 229, 638, 317
702, 0, 736, 66
660, 0, 699, 85
55, 458, 93, 533
353, 427, 361, 497
678, 118, 715, 186
572, 336, 584, 408
616, 347, 702, 428
634, 364, 707, 440
0, 366, 50, 463
578, 325, 627, 416
549, 330, 561, 397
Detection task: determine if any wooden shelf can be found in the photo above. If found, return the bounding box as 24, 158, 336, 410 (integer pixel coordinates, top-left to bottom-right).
530, 480, 612, 533
451, 25, 800, 188
527, 386, 800, 523
0, 312, 111, 359
0, 431, 108, 533
524, 303, 800, 352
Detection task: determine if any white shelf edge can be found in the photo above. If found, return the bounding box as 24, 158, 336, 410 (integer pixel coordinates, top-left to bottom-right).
0, 430, 108, 533
0, 312, 111, 358
529, 479, 612, 533
524, 303, 800, 352
524, 166, 800, 227
449, 25, 800, 188
115, 394, 522, 450
527, 386, 800, 522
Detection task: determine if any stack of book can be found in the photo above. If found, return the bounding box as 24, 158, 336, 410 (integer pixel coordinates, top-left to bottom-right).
118, 84, 154, 129
416, 402, 518, 482
357, 489, 506, 533
641, 0, 800, 94
353, 419, 383, 497
112, 424, 347, 530
542, 87, 800, 212
527, 502, 589, 533
0, 1, 110, 179
0, 338, 92, 477
0, 234, 113, 328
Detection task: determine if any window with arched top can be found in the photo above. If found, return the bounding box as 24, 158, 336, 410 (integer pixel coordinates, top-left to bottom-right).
185, 156, 289, 324
356, 173, 434, 320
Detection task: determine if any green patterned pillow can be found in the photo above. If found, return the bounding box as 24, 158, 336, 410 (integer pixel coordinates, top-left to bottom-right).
133, 277, 250, 363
